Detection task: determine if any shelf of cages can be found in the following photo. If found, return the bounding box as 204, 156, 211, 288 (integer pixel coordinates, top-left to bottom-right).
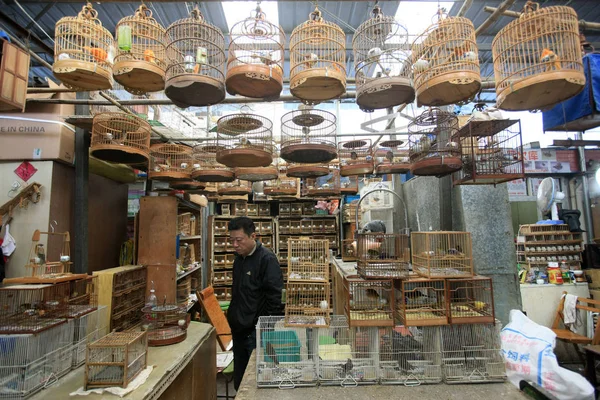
216, 113, 275, 168
411, 231, 474, 278
343, 278, 394, 327
302, 168, 341, 198
287, 239, 329, 282
394, 278, 448, 327
447, 276, 495, 325
191, 141, 235, 183
278, 202, 323, 217
373, 141, 411, 175
148, 143, 193, 181
338, 139, 374, 177
356, 232, 410, 279
284, 282, 330, 328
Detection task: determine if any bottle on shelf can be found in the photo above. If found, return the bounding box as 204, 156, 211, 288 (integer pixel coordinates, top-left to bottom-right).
146, 280, 158, 308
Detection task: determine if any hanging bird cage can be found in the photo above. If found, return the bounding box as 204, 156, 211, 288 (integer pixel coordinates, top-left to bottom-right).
148, 143, 192, 181
169, 180, 205, 191
90, 112, 151, 165
235, 165, 279, 182
408, 108, 462, 177
374, 140, 411, 175
113, 4, 166, 94
216, 112, 275, 168
411, 10, 480, 107
217, 180, 252, 196
226, 5, 285, 99
164, 7, 225, 107
340, 175, 359, 194
287, 162, 332, 179
492, 2, 585, 111
53, 2, 115, 91
338, 139, 374, 177
289, 7, 346, 103
25, 229, 72, 278
280, 106, 338, 164
302, 168, 341, 198
264, 172, 299, 197
353, 6, 414, 111
191, 141, 235, 183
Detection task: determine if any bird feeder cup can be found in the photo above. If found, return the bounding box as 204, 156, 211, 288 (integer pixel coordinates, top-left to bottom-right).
191, 142, 235, 183
90, 112, 151, 165
148, 143, 192, 181
492, 2, 585, 111
374, 140, 411, 175
53, 3, 115, 91
216, 113, 275, 168
338, 139, 374, 177
113, 4, 167, 94
289, 7, 346, 103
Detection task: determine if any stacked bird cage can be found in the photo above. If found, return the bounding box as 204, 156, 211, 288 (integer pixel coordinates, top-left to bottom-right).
353, 5, 414, 112
338, 139, 374, 177
191, 141, 235, 183
289, 6, 346, 103
165, 6, 226, 107
90, 112, 152, 165
302, 167, 341, 198
340, 175, 359, 194
394, 278, 448, 326
72, 306, 109, 368
492, 2, 584, 111
148, 143, 193, 181
113, 4, 166, 94
216, 113, 275, 168
343, 278, 394, 327
447, 276, 495, 325
280, 106, 337, 164
284, 283, 330, 328
53, 2, 115, 91
356, 232, 410, 279
141, 302, 188, 346
374, 140, 411, 175
287, 239, 329, 282
217, 180, 252, 196
347, 326, 381, 384
67, 275, 98, 318
411, 231, 474, 278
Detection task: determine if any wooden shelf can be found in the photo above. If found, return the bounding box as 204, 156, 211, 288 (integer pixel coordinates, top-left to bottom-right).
177, 265, 201, 281
214, 215, 273, 220
278, 215, 336, 219
180, 235, 202, 240
456, 119, 519, 138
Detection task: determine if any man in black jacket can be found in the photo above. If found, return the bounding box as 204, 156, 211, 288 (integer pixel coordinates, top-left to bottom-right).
226, 217, 283, 391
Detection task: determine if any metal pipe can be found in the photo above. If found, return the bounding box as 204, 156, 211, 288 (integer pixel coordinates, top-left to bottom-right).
475, 0, 517, 37
457, 0, 474, 18
577, 132, 594, 244
355, 187, 408, 233
483, 5, 600, 31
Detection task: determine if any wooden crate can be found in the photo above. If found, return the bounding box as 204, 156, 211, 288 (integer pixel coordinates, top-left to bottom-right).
394, 278, 448, 326
214, 220, 228, 236
213, 270, 232, 286
234, 203, 247, 216
279, 203, 291, 217
279, 220, 290, 235
0, 40, 29, 111
214, 287, 232, 301
302, 202, 316, 215
177, 213, 193, 236
221, 204, 231, 216
247, 204, 258, 216
291, 203, 303, 216
343, 278, 394, 327
258, 204, 270, 217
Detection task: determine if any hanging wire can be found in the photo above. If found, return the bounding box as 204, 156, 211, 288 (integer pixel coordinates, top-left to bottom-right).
309, 0, 356, 33
14, 0, 55, 44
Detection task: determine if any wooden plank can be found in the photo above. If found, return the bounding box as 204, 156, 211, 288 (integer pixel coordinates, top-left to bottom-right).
49, 163, 73, 266
147, 264, 176, 303
137, 196, 177, 266
3, 273, 88, 284
199, 286, 232, 352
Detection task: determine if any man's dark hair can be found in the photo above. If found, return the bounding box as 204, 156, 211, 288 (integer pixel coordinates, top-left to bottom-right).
228, 216, 256, 236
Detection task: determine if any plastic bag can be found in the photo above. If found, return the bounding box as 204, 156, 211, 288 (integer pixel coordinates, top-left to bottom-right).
501, 310, 594, 400
1, 224, 15, 257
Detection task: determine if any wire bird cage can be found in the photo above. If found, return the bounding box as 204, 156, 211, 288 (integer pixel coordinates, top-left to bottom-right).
25, 229, 72, 278
217, 180, 252, 196
287, 162, 332, 179
289, 7, 346, 103
440, 322, 506, 383
302, 168, 341, 198
342, 239, 357, 262
235, 165, 279, 182
148, 143, 193, 181
141, 302, 188, 346
347, 326, 381, 384
492, 2, 585, 111
339, 139, 374, 177
284, 282, 330, 328
113, 4, 166, 94
452, 119, 524, 185
264, 173, 299, 197
394, 278, 448, 326
356, 233, 410, 279
85, 331, 148, 390
256, 316, 318, 388
67, 276, 98, 318
341, 175, 359, 194
343, 278, 394, 327
315, 315, 356, 386
287, 239, 329, 282
190, 141, 234, 183
280, 106, 337, 164
411, 10, 480, 107
374, 140, 411, 175
226, 5, 285, 99
72, 306, 109, 368
411, 231, 474, 278
353, 6, 414, 112
447, 276, 495, 324
90, 112, 151, 165
408, 108, 462, 177
164, 7, 225, 107
216, 113, 275, 168
53, 3, 115, 91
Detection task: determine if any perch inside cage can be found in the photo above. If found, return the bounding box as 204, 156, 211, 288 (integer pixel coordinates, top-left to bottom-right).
148, 143, 193, 181
53, 3, 115, 91
216, 113, 275, 168
164, 7, 226, 107
217, 180, 252, 196
226, 5, 285, 99
339, 139, 374, 176
141, 302, 188, 346
303, 168, 341, 197
25, 229, 72, 278
374, 140, 411, 175
411, 231, 474, 278
113, 4, 166, 94
344, 278, 394, 327
492, 2, 585, 111
353, 6, 414, 111
191, 142, 235, 183
289, 7, 346, 102
90, 112, 151, 165
408, 108, 462, 177
280, 106, 338, 163
394, 278, 448, 326
411, 9, 480, 107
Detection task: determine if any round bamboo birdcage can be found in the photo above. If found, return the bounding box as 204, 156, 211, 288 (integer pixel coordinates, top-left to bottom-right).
338, 139, 374, 176
217, 180, 252, 196
216, 113, 275, 168
234, 166, 279, 182
113, 4, 166, 94
411, 11, 480, 107
492, 2, 585, 111
280, 106, 337, 163
353, 6, 414, 112
408, 108, 462, 176
169, 180, 205, 191
303, 168, 341, 197
289, 7, 346, 103
191, 142, 235, 183
286, 163, 331, 178
90, 112, 151, 165
53, 3, 115, 91
374, 140, 411, 175
226, 5, 285, 99
264, 172, 298, 196
164, 7, 226, 107
148, 143, 193, 181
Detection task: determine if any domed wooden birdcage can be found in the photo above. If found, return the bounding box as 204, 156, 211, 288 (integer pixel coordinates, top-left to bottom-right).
280, 105, 337, 163
353, 5, 414, 112
286, 162, 332, 179
492, 2, 585, 111
113, 4, 166, 94
217, 180, 252, 196
411, 9, 480, 106
302, 168, 341, 198
338, 139, 374, 176
164, 7, 225, 107
90, 112, 151, 165
408, 108, 462, 176
289, 6, 346, 103
234, 165, 279, 182
191, 142, 235, 183
215, 112, 275, 168
374, 139, 411, 175
53, 2, 115, 91
226, 5, 285, 99
148, 143, 192, 181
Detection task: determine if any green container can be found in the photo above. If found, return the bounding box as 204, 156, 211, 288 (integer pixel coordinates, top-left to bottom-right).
118, 25, 132, 52
261, 331, 301, 363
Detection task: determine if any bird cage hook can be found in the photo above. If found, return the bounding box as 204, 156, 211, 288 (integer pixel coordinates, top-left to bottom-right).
136, 3, 153, 19
50, 220, 58, 233
190, 5, 204, 22
371, 3, 383, 20
432, 6, 448, 23
80, 2, 98, 20
310, 6, 323, 22
522, 1, 539, 15
253, 1, 266, 20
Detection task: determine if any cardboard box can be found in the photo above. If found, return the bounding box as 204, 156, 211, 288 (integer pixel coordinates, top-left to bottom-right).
585, 269, 600, 289
22, 79, 76, 117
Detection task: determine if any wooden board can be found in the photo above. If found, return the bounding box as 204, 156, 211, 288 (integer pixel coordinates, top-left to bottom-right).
137, 196, 177, 266
147, 264, 177, 304
49, 163, 74, 266
290, 68, 346, 102
416, 71, 481, 107
199, 286, 232, 352
3, 273, 88, 284
113, 60, 165, 93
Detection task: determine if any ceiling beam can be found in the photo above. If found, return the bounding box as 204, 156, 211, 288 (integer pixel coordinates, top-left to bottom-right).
0, 10, 54, 56
483, 6, 600, 31
553, 139, 600, 148
24, 2, 55, 30
475, 0, 516, 37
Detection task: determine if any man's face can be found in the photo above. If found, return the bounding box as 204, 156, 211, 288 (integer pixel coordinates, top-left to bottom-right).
229, 228, 256, 257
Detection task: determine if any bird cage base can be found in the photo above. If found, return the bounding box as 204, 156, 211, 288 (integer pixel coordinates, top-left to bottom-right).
375, 163, 411, 175
165, 75, 226, 108
497, 71, 585, 111
113, 61, 166, 93
340, 162, 374, 177
357, 262, 410, 280
306, 188, 340, 198
218, 186, 252, 196
169, 180, 205, 191
192, 169, 235, 183
356, 77, 415, 111
235, 167, 278, 182
216, 149, 273, 168
410, 156, 462, 176
90, 146, 149, 165
416, 72, 481, 107
148, 171, 191, 181
453, 173, 524, 186
287, 165, 330, 178
280, 143, 337, 164
53, 60, 113, 91
290, 69, 346, 102
264, 187, 297, 196
225, 64, 283, 99
147, 327, 187, 346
